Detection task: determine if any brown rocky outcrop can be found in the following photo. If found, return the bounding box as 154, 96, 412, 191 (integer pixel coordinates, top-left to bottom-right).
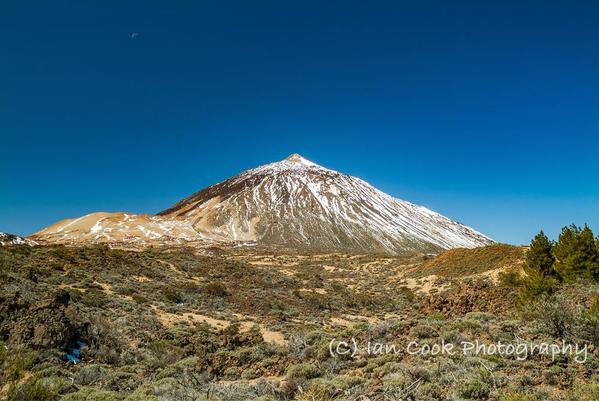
2, 289, 89, 350
420, 280, 514, 317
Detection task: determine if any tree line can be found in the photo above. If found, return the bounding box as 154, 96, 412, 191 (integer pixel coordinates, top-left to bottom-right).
502, 224, 599, 304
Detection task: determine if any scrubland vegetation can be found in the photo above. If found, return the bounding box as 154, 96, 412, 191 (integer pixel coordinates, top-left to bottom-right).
0, 225, 597, 400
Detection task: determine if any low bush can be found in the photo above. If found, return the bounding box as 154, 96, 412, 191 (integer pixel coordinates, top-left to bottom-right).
7, 375, 69, 401
499, 393, 538, 401
590, 293, 599, 317
517, 272, 558, 306
1, 347, 39, 385
520, 293, 584, 340
498, 269, 523, 287
61, 388, 121, 401
145, 340, 184, 369
131, 294, 148, 304
456, 378, 491, 399
204, 280, 228, 297
286, 363, 321, 380
161, 286, 183, 303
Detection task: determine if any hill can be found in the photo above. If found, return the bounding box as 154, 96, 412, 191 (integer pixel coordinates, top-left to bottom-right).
406, 243, 526, 279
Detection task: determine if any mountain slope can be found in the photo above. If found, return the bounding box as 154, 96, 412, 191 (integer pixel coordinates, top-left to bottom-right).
32, 154, 493, 253
1, 232, 37, 246
157, 154, 493, 253
32, 212, 205, 246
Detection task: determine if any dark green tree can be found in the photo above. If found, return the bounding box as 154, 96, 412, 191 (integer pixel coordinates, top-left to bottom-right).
525, 230, 556, 277
517, 268, 558, 306
553, 225, 580, 280
577, 225, 599, 280
554, 224, 599, 281
517, 230, 558, 305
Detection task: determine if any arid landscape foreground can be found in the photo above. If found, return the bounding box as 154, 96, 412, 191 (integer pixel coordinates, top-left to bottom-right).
0, 242, 597, 401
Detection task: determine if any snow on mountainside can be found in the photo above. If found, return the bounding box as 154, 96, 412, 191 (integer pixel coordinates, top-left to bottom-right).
32, 154, 493, 254
32, 212, 210, 246
0, 232, 37, 246
158, 154, 493, 253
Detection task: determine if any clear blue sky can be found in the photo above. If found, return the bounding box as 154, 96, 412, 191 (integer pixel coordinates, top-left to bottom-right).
1, 1, 597, 244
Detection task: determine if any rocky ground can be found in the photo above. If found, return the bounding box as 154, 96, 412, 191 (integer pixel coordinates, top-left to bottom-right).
0, 244, 597, 401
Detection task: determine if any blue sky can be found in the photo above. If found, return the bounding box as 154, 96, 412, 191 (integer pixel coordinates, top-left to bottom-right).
1, 1, 597, 244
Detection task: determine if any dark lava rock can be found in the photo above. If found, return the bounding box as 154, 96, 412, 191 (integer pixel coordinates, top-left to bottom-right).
3, 289, 89, 350
420, 280, 514, 317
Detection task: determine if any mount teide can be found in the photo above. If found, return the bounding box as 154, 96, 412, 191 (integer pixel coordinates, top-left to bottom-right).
32, 154, 493, 254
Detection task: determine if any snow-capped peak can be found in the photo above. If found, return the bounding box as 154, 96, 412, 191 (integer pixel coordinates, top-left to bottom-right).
235, 153, 341, 182
245, 153, 325, 176
284, 153, 317, 166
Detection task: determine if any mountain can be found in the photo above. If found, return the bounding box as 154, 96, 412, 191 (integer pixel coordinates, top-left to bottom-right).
0, 232, 37, 246
32, 154, 493, 253
157, 154, 492, 253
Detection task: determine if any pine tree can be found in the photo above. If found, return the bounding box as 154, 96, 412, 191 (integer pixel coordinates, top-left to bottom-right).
554, 224, 599, 281
517, 230, 558, 304
525, 230, 555, 277
553, 225, 580, 281
517, 268, 557, 305
577, 225, 599, 280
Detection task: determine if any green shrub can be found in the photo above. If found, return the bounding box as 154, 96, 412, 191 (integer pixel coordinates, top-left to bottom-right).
517, 271, 558, 306
204, 281, 228, 296
398, 286, 416, 302
590, 293, 599, 317
131, 294, 148, 304
449, 318, 482, 332
520, 294, 580, 339
87, 317, 124, 364
146, 340, 184, 369
82, 288, 108, 307
293, 385, 333, 401
224, 321, 240, 337
457, 379, 491, 399
566, 379, 599, 401
499, 392, 538, 401
223, 366, 241, 380
298, 376, 364, 400
426, 311, 445, 321
240, 369, 258, 380
74, 364, 106, 386
410, 323, 437, 338
405, 365, 432, 382
498, 269, 523, 287
161, 286, 183, 303
7, 376, 69, 401
1, 348, 38, 384
61, 388, 121, 401
416, 382, 442, 401
286, 363, 321, 380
